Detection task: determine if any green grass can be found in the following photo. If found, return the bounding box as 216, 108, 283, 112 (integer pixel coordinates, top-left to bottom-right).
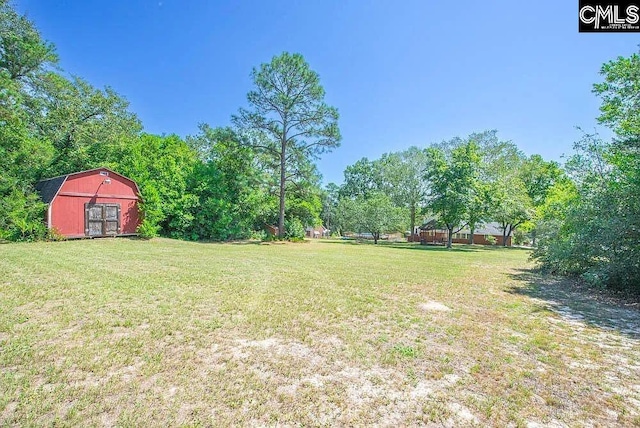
1, 238, 638, 426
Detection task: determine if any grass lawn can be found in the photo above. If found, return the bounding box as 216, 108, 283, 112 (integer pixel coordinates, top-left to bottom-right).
1, 238, 639, 426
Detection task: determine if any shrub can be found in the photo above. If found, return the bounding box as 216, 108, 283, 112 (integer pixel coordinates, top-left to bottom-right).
137, 219, 159, 239
0, 188, 48, 242
46, 228, 66, 242
513, 229, 530, 246
284, 218, 305, 242
249, 230, 267, 241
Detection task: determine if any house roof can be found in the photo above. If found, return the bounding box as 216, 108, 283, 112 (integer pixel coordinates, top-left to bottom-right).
35, 167, 141, 204
305, 226, 328, 232
460, 223, 503, 236
419, 220, 504, 236
419, 219, 441, 230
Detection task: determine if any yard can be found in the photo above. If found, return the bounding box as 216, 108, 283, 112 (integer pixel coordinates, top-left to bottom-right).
1, 238, 639, 426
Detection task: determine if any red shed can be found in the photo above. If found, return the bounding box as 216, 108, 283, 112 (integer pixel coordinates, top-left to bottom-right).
35, 167, 141, 238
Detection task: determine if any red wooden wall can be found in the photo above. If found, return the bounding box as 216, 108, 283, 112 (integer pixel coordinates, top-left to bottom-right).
49, 169, 140, 238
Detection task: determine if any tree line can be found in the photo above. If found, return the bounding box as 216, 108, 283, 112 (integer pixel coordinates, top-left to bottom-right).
2, 1, 638, 292
322, 131, 564, 247
0, 1, 337, 242
322, 50, 640, 292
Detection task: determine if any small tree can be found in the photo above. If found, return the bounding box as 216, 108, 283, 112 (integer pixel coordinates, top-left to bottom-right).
337, 193, 405, 244
424, 141, 481, 248
320, 182, 341, 235
514, 154, 565, 245
379, 147, 430, 242
233, 52, 341, 238
491, 176, 534, 246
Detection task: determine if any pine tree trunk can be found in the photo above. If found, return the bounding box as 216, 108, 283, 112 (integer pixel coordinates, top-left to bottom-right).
278, 140, 286, 239
410, 204, 416, 242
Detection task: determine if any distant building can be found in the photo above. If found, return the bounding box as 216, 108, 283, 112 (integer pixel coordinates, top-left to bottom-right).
265, 225, 279, 236
419, 221, 511, 246
305, 225, 329, 238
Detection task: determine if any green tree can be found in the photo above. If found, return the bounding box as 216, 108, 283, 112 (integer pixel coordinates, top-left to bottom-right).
432, 130, 520, 244
233, 52, 341, 238
425, 141, 481, 248
186, 125, 266, 240
491, 176, 534, 246
285, 178, 323, 228
533, 135, 611, 279
0, 0, 57, 82
0, 1, 56, 240
533, 50, 640, 291
477, 134, 532, 246
518, 154, 566, 245
339, 157, 383, 199
114, 134, 198, 238
320, 182, 341, 235
519, 155, 565, 207
29, 73, 141, 176
465, 180, 491, 244
379, 147, 430, 241
337, 192, 405, 244
593, 51, 640, 139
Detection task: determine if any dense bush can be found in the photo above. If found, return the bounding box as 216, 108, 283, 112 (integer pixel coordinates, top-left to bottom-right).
284, 218, 306, 241
531, 51, 640, 292
0, 186, 48, 241
136, 219, 159, 239
533, 137, 640, 291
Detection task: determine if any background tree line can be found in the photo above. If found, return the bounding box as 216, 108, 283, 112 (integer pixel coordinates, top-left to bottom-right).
322, 50, 640, 292
2, 1, 638, 292
0, 1, 334, 242
324, 131, 564, 248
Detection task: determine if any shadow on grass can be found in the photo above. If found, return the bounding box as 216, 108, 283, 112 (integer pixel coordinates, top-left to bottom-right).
315, 239, 529, 253
188, 239, 266, 246
506, 268, 640, 340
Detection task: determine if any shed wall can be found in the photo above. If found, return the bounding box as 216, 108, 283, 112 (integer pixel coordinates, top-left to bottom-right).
49, 169, 140, 237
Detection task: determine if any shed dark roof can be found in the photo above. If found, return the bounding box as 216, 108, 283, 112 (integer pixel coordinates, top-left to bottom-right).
35, 175, 67, 204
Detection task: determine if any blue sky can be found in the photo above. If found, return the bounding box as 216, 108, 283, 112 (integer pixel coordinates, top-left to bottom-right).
16, 0, 639, 184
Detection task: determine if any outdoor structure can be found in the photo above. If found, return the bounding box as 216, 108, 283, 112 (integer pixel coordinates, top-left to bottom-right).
265, 225, 279, 237
305, 225, 329, 238
419, 221, 512, 246
35, 167, 141, 238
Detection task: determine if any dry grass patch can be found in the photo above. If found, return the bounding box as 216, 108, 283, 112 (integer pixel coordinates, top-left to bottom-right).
0, 238, 639, 426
